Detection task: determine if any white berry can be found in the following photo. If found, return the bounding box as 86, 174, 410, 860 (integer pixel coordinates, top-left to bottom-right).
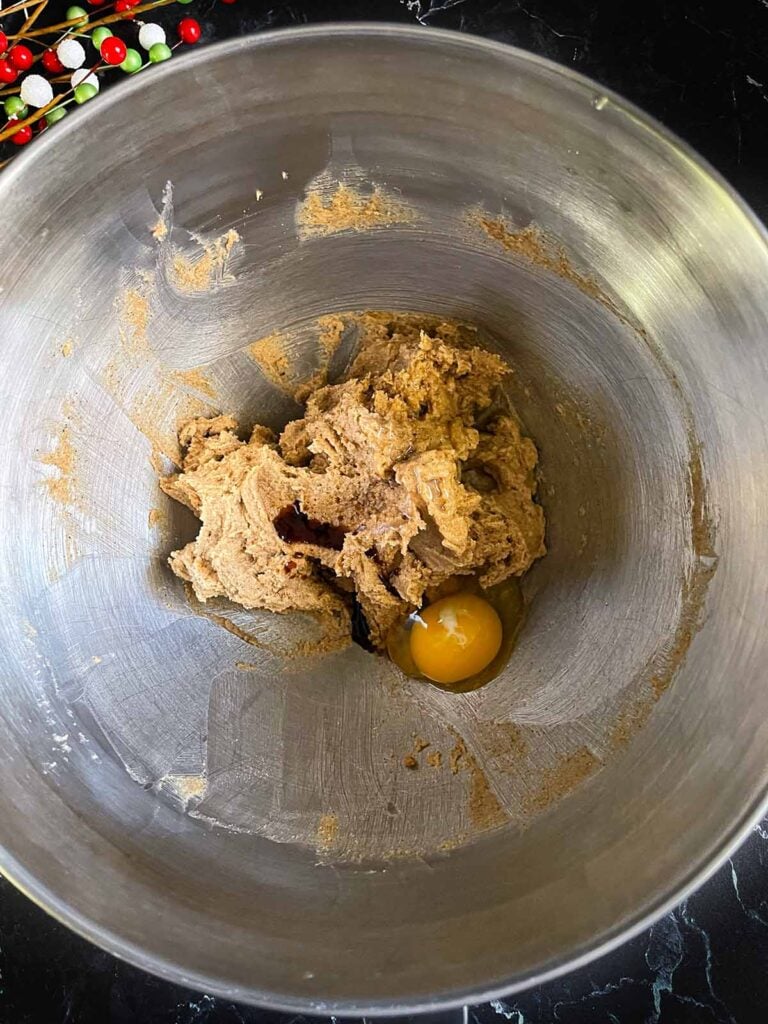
20, 74, 54, 109
71, 69, 99, 92
138, 24, 166, 51
57, 39, 86, 70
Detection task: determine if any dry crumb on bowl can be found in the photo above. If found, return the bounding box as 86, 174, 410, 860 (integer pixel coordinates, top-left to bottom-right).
169, 229, 240, 294
296, 183, 415, 237
38, 426, 76, 506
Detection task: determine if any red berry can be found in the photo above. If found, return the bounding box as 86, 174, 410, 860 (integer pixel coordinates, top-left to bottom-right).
221, 0, 237, 4
115, 0, 138, 16
9, 45, 33, 71
88, 0, 107, 5
0, 58, 17, 84
178, 18, 202, 44
42, 49, 65, 73
0, 32, 8, 55
100, 36, 127, 65
10, 123, 33, 146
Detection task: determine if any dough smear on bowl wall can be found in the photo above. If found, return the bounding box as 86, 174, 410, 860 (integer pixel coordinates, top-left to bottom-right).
0, 25, 766, 1015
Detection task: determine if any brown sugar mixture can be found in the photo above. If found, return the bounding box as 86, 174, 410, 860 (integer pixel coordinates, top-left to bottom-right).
161, 313, 546, 666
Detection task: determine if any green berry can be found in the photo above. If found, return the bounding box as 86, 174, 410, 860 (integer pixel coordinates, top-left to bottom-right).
148, 42, 172, 64
120, 48, 142, 74
66, 5, 89, 25
91, 27, 113, 49
74, 82, 98, 105
178, 0, 195, 4
46, 106, 68, 126
4, 95, 28, 119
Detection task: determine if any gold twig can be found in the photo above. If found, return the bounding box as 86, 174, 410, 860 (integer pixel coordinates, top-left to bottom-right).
25, 0, 178, 38
0, 61, 103, 143
2, 0, 48, 20
19, 0, 50, 37
0, 95, 58, 142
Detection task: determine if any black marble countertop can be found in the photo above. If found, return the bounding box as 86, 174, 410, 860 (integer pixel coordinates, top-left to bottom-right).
1, 1, 767, 1022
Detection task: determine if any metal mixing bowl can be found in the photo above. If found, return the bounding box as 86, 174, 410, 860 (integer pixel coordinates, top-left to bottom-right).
1, 24, 768, 1015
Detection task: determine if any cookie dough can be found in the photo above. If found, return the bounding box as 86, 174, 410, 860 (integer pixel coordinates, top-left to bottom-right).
161, 313, 545, 651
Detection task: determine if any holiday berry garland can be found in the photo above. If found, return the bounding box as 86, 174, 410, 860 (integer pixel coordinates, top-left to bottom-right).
0, 0, 232, 163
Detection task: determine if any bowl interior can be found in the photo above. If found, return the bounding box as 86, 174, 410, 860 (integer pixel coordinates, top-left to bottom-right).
0, 26, 767, 1013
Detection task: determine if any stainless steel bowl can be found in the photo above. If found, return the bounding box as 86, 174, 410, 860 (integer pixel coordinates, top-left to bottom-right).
1, 24, 768, 1015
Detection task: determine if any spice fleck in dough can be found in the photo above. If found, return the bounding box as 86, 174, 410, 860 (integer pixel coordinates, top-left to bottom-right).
161, 313, 545, 651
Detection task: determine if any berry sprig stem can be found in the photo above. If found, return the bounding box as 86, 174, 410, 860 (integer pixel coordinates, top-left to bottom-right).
0, 64, 100, 142
22, 1, 179, 39
0, 0, 208, 153
2, 1, 48, 19
17, 2, 48, 37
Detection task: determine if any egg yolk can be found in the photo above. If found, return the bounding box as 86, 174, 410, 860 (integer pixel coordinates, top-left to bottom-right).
409, 593, 503, 685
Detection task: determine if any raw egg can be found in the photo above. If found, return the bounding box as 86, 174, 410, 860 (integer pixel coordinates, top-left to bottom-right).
386, 578, 525, 691
409, 593, 503, 685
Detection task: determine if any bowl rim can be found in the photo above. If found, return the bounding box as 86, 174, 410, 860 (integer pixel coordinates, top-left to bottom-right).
2, 21, 768, 1016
